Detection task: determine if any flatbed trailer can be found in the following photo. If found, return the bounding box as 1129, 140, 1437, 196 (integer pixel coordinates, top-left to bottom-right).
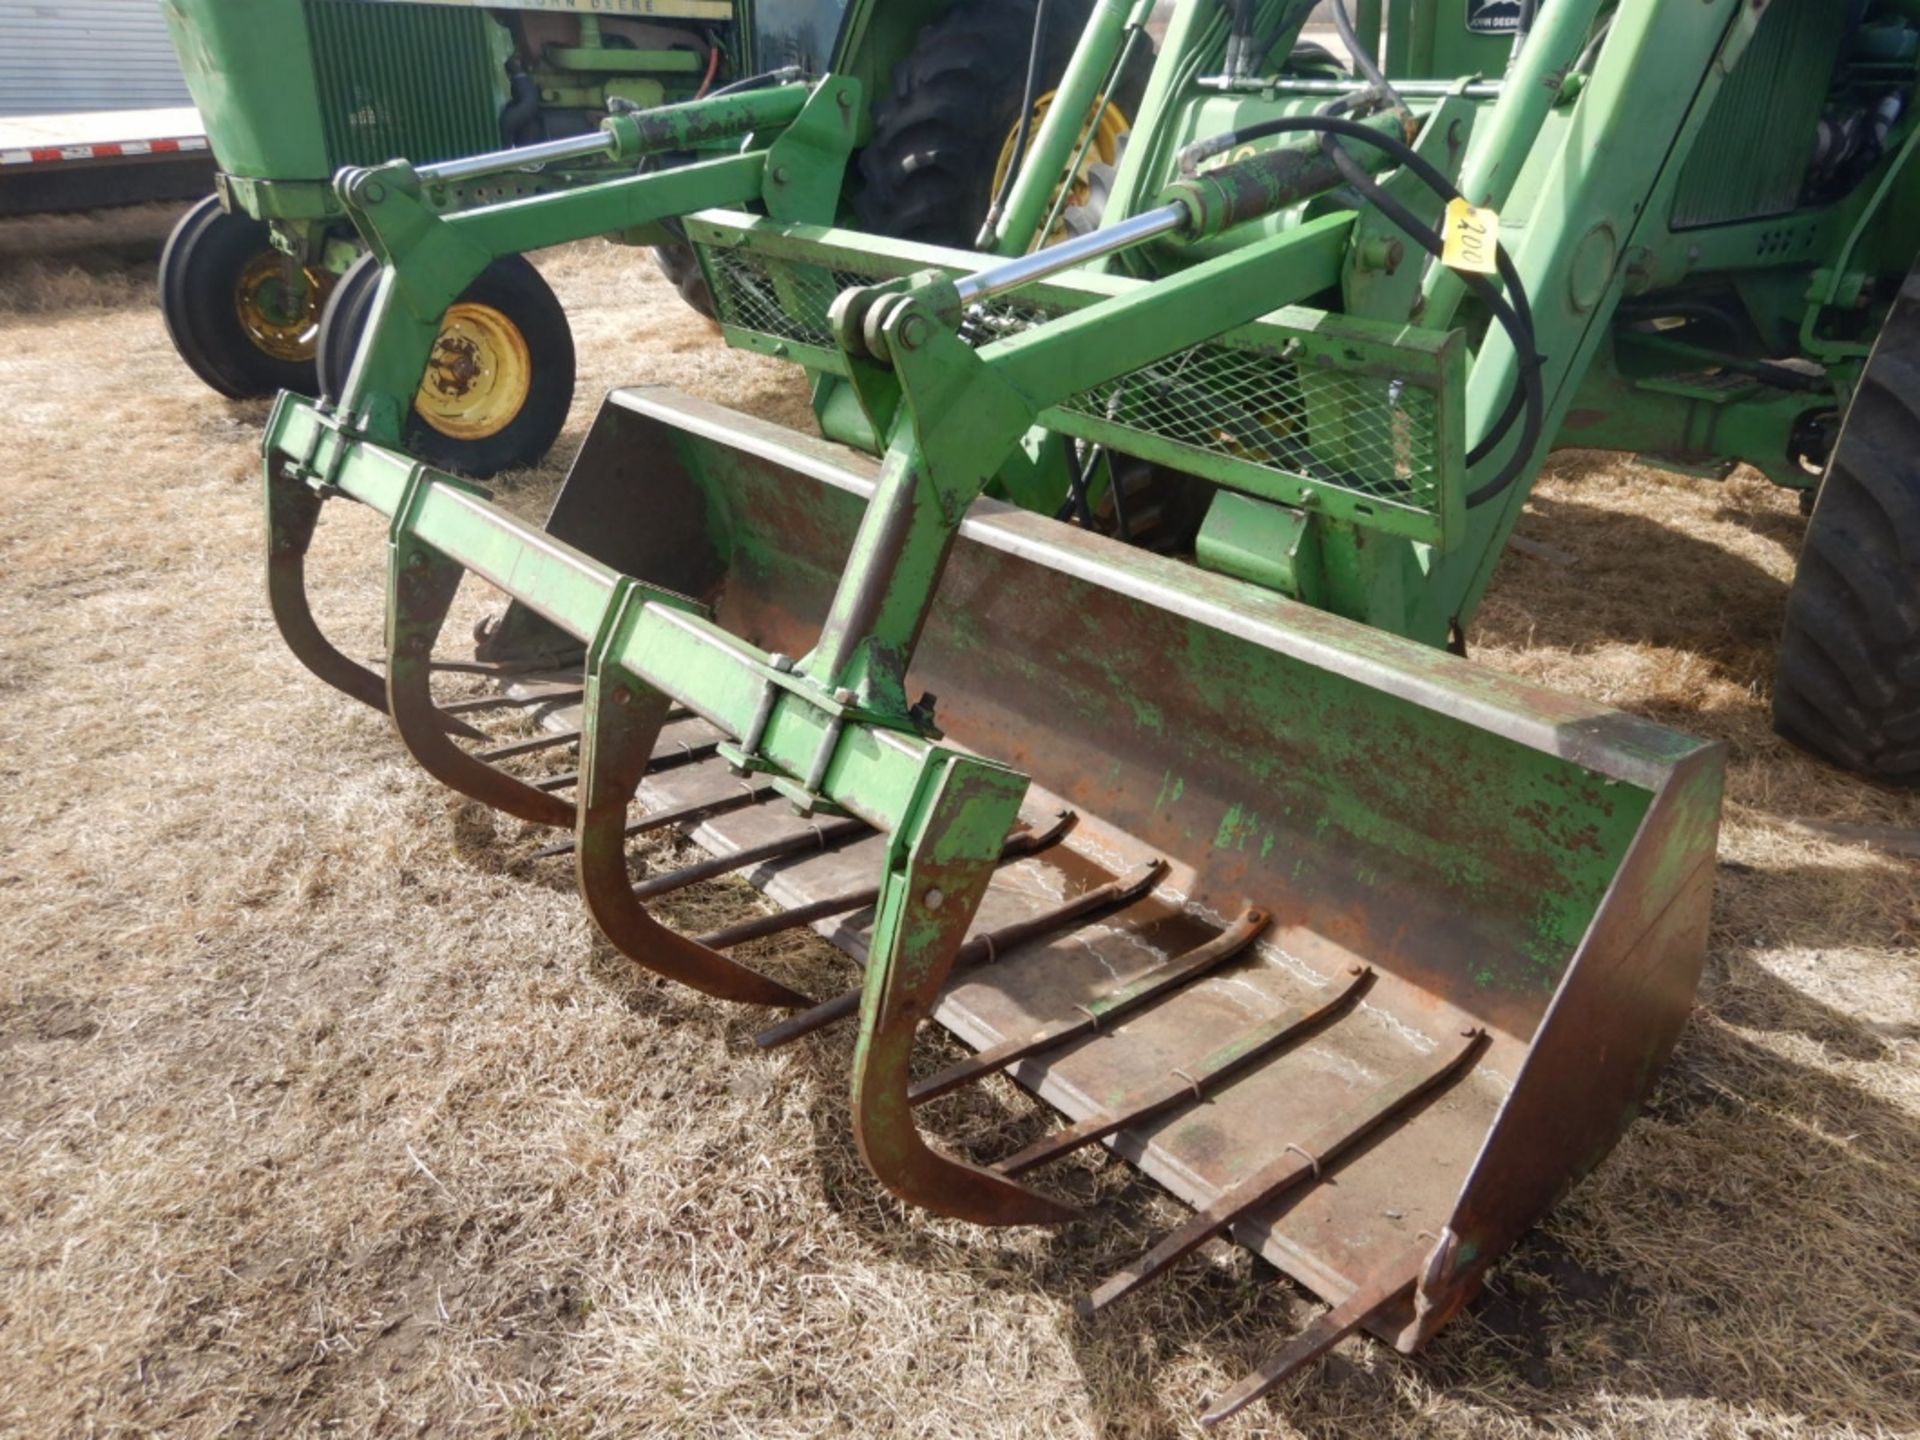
0, 107, 212, 217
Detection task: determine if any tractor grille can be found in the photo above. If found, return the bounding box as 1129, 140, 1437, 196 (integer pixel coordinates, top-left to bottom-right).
701, 239, 1457, 542
1670, 1, 1845, 228
303, 0, 502, 169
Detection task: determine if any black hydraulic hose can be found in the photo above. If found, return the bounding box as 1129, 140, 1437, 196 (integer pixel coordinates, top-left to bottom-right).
1227, 0, 1259, 78
981, 0, 1052, 245
1055, 435, 1098, 528
1318, 136, 1541, 501
1330, 0, 1411, 122
1178, 114, 1544, 506
1097, 446, 1131, 542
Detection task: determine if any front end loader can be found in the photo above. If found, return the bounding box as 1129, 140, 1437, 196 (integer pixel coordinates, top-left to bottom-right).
243, 1, 1764, 1409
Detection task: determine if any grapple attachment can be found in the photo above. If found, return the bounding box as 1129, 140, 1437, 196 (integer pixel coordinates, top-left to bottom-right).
264, 380, 1721, 1414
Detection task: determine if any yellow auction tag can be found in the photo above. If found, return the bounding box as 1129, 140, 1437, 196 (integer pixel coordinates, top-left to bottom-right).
1441, 197, 1501, 276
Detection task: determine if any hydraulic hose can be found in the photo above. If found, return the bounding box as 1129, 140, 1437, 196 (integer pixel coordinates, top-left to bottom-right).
1329, 0, 1410, 122
980, 0, 1053, 246
1178, 114, 1543, 506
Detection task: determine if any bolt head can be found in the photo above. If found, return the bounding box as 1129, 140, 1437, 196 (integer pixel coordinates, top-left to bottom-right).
770, 653, 796, 673
897, 313, 930, 350
923, 887, 945, 911
611, 684, 632, 707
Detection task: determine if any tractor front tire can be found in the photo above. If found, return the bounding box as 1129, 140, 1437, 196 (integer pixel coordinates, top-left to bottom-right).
1772, 273, 1920, 785
160, 194, 324, 399
317, 252, 576, 480
854, 0, 1127, 248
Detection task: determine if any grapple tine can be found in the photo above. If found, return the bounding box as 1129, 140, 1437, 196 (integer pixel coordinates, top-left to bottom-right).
910, 905, 1271, 1105
385, 539, 576, 828
750, 840, 1152, 1052
994, 967, 1373, 1177
266, 460, 484, 739
849, 754, 1078, 1227
1078, 1028, 1486, 1316
574, 651, 813, 1009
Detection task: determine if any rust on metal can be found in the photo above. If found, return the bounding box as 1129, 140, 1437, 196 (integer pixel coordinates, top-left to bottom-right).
910, 905, 1270, 1105
386, 545, 575, 828
265, 461, 484, 740
573, 674, 812, 1007
1201, 1272, 1417, 1425
994, 966, 1374, 1177
633, 815, 869, 900
439, 687, 584, 717
530, 781, 776, 861
1080, 1027, 1486, 1315
751, 851, 1159, 1051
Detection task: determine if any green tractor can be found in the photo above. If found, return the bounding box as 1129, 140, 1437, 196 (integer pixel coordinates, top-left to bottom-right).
253, 0, 1918, 1417
159, 0, 1143, 475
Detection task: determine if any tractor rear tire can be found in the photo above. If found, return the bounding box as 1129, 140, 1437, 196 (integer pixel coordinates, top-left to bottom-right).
317, 252, 576, 479
854, 0, 1137, 249
1771, 273, 1920, 785
160, 194, 323, 399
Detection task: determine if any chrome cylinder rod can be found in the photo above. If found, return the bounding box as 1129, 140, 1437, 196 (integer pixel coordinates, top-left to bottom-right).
1198, 74, 1503, 98
416, 128, 615, 186
952, 202, 1187, 307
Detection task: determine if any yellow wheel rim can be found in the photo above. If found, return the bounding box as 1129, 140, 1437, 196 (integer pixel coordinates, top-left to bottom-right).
991, 92, 1134, 248
234, 252, 330, 363
414, 302, 533, 442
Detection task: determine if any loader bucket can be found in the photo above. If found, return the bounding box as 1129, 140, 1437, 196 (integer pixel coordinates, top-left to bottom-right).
265, 386, 1722, 1414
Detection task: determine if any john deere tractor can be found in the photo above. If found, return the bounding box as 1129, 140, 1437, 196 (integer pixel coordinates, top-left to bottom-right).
160, 0, 1142, 475
247, 0, 1920, 1420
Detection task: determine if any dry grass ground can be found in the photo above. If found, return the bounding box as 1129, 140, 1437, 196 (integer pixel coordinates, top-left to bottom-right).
1, 204, 1916, 1440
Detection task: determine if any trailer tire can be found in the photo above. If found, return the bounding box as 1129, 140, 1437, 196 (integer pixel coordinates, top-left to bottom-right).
854, 0, 1142, 249
1772, 274, 1920, 785
318, 253, 576, 479
160, 194, 324, 399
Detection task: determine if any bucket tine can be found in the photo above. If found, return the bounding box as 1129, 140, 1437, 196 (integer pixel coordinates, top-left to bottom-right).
474, 729, 582, 763
574, 663, 813, 1008
385, 540, 576, 828
440, 687, 585, 717
995, 968, 1373, 1177
1079, 1028, 1486, 1316
531, 782, 777, 860
910, 906, 1270, 1105
632, 816, 869, 900
751, 850, 1157, 1051
1200, 1273, 1418, 1426
847, 754, 1079, 1227
265, 461, 483, 740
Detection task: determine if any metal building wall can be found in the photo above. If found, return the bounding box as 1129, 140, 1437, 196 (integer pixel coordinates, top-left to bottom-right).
0, 0, 190, 115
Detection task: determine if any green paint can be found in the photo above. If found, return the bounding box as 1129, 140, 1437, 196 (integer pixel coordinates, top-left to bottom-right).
1214, 803, 1262, 851
1152, 771, 1185, 815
